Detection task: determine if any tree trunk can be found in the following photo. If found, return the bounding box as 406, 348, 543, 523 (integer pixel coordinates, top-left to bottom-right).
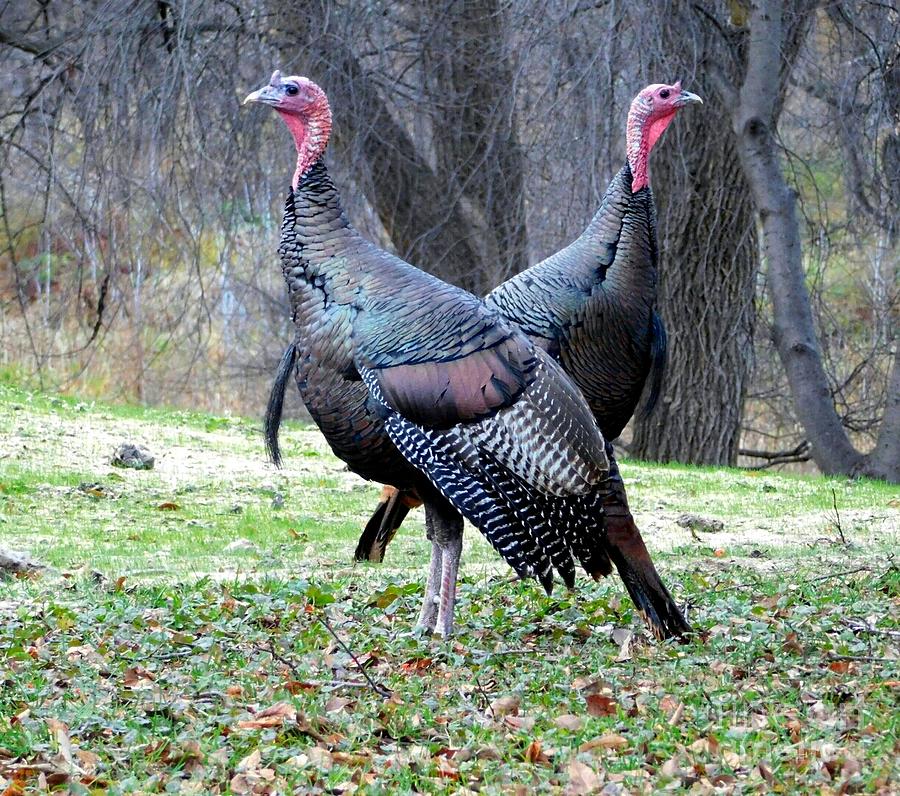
422, 0, 528, 292
731, 0, 898, 482
631, 4, 757, 466
271, 1, 527, 294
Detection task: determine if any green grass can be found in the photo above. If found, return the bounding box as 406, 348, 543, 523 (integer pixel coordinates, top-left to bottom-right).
0, 383, 898, 794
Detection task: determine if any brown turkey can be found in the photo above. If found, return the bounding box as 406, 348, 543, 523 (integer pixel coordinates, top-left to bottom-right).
349, 83, 702, 566
246, 71, 690, 639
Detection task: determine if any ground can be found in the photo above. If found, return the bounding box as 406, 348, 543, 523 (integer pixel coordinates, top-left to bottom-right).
0, 381, 898, 794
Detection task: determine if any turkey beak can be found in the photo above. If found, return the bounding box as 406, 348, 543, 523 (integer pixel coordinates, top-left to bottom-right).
675, 89, 703, 107
243, 84, 281, 106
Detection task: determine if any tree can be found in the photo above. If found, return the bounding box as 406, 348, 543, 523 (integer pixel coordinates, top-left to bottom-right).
629, 2, 760, 466
731, 0, 898, 481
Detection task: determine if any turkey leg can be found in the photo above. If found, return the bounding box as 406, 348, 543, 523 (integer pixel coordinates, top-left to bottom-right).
416, 542, 443, 634
435, 533, 463, 639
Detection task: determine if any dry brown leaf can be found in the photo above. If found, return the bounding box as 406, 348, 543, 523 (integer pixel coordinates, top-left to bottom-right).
308, 746, 333, 771
331, 751, 369, 767
565, 759, 601, 795
668, 702, 684, 726
659, 755, 682, 778
123, 666, 154, 686
234, 701, 296, 731
157, 501, 180, 511
284, 679, 319, 694
554, 714, 584, 732
490, 695, 520, 718
400, 657, 433, 674
504, 715, 536, 731
435, 756, 458, 779
235, 748, 261, 773
225, 684, 243, 697
524, 739, 550, 764
585, 694, 616, 717
757, 761, 775, 786
229, 774, 254, 795
325, 696, 354, 713
828, 660, 854, 674
579, 733, 628, 752
722, 750, 743, 768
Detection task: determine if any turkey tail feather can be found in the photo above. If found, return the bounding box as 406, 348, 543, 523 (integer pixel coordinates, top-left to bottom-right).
265, 342, 299, 468
354, 486, 421, 563
639, 311, 667, 420
604, 518, 691, 639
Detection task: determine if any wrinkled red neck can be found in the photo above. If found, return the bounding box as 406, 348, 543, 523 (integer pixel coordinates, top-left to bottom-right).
626, 99, 676, 192
277, 100, 332, 189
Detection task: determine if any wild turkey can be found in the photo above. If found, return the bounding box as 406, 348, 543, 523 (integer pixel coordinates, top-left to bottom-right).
245, 71, 690, 639
354, 82, 702, 566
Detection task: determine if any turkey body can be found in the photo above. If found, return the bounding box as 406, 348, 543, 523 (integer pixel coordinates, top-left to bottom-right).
487, 164, 663, 441
270, 158, 687, 639
356, 164, 668, 572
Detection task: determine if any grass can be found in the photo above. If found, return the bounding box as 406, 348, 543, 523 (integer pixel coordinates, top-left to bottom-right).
0, 381, 898, 794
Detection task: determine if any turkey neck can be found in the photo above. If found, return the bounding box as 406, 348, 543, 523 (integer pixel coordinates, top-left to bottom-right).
279, 159, 359, 302
582, 163, 658, 302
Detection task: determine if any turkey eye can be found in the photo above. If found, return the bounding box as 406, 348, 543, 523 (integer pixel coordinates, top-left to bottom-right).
285, 84, 299, 96
659, 89, 670, 99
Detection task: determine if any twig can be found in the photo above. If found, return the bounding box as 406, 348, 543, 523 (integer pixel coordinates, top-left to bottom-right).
827, 654, 897, 664
709, 565, 872, 595
312, 611, 391, 699
830, 488, 848, 545
841, 619, 900, 640
472, 674, 493, 713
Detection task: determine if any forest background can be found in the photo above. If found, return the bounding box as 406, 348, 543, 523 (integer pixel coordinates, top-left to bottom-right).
0, 0, 897, 480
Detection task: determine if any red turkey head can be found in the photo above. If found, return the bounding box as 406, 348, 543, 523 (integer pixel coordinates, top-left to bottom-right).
626, 81, 702, 192
244, 71, 333, 188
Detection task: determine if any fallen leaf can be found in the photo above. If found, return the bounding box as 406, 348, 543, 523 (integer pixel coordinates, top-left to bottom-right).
611, 628, 633, 662
659, 755, 682, 778
490, 695, 520, 718
585, 694, 616, 717
325, 696, 353, 713
668, 702, 684, 726
236, 749, 261, 772
157, 501, 180, 511
234, 701, 296, 730
758, 761, 775, 786
722, 749, 743, 768
524, 739, 549, 764
123, 666, 154, 686
504, 715, 536, 731
566, 759, 601, 794
400, 657, 433, 674
554, 714, 584, 731
579, 733, 628, 752
435, 755, 458, 779
284, 680, 319, 694
476, 745, 502, 760
331, 751, 370, 767
713, 548, 726, 558
828, 660, 854, 674
308, 746, 333, 771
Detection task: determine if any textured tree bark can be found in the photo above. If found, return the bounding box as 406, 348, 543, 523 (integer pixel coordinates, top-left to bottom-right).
864, 346, 900, 482
631, 6, 758, 466
731, 0, 888, 478
271, 1, 527, 294
421, 0, 528, 292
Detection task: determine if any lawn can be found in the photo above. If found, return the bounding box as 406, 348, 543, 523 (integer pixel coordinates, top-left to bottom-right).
0, 381, 898, 794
